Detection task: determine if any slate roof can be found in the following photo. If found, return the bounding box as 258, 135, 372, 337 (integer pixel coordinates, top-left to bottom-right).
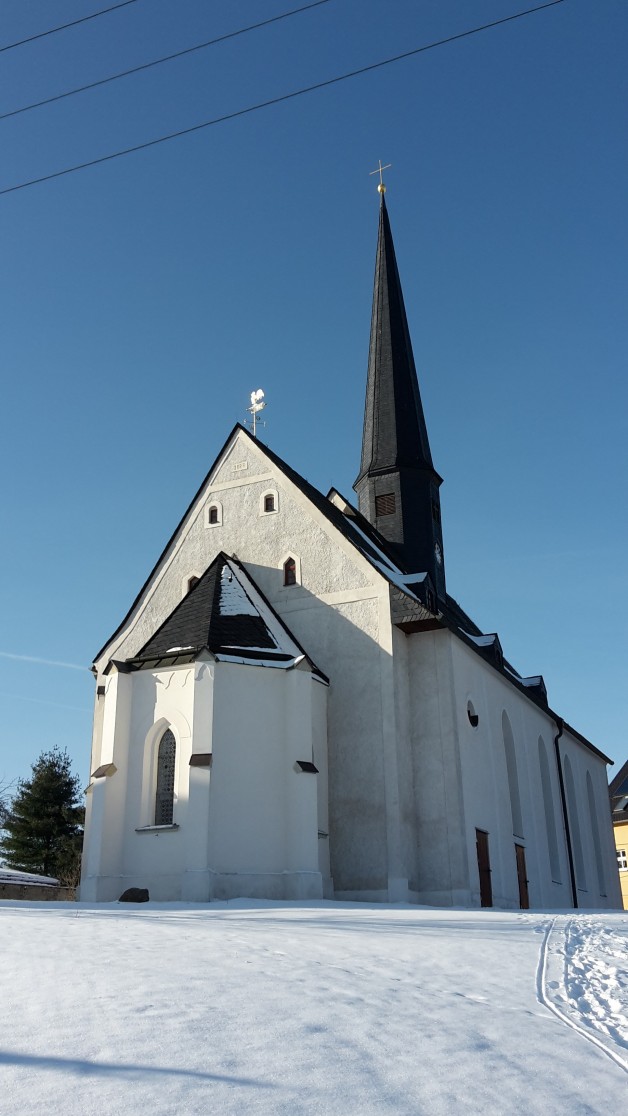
610, 760, 628, 822
126, 552, 327, 680
351, 194, 446, 594
355, 194, 436, 484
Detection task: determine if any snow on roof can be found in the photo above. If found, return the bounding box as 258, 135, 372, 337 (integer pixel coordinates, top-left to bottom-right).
342, 518, 428, 600
222, 559, 301, 659
215, 653, 307, 670
0, 867, 59, 887
219, 564, 261, 619
462, 631, 499, 648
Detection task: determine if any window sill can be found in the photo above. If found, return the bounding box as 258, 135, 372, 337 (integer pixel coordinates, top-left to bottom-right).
135, 824, 179, 833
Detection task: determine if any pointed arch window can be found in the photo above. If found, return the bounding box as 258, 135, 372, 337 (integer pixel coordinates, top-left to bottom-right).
155, 729, 176, 826
563, 754, 586, 890
538, 736, 561, 882
284, 557, 297, 586
586, 771, 606, 897
502, 711, 523, 839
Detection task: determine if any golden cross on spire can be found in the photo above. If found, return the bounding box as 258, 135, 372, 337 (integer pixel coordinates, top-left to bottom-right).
369, 160, 392, 194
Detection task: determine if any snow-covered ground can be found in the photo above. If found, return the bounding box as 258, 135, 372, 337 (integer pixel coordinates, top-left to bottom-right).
1, 901, 627, 1115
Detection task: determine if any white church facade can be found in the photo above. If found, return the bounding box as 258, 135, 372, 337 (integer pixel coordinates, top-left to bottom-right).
81, 192, 620, 910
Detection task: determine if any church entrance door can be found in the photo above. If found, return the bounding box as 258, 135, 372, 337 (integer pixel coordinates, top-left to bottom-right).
475, 829, 492, 907
515, 843, 529, 909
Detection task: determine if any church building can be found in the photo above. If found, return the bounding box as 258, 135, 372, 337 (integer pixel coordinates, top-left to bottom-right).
81, 186, 620, 910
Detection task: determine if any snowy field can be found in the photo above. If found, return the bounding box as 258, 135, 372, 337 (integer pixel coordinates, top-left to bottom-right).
1, 901, 627, 1115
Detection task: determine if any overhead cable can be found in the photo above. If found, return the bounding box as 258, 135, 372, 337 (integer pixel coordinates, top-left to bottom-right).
0, 0, 333, 121
0, 1, 567, 197
0, 0, 142, 54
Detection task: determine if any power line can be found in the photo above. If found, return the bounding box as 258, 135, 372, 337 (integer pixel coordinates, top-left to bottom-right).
0, 0, 142, 54
0, 0, 567, 198
0, 0, 333, 121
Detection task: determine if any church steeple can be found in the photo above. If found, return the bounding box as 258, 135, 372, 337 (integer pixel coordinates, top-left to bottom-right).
354, 191, 446, 597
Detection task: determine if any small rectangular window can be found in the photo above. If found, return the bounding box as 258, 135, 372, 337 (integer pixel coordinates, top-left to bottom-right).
208, 506, 218, 524
264, 494, 275, 513
375, 492, 396, 517
617, 849, 628, 870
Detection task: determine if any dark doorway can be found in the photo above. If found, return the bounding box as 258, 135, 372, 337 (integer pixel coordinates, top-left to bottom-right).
515, 843, 530, 909
475, 829, 492, 907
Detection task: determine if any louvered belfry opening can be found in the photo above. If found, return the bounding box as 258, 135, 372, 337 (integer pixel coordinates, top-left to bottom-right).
375, 492, 396, 517
155, 729, 176, 825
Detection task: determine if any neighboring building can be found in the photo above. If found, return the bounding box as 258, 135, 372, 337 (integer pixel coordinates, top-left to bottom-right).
80, 190, 621, 910
0, 868, 59, 887
609, 761, 628, 909
0, 867, 73, 902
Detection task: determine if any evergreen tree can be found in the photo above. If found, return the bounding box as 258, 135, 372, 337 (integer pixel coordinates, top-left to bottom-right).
0, 748, 84, 883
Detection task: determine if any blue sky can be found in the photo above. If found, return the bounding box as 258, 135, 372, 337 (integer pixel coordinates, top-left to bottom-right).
0, 0, 626, 791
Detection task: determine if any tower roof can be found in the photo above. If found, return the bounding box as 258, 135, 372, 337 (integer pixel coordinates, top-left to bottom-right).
355, 194, 437, 485
353, 192, 445, 587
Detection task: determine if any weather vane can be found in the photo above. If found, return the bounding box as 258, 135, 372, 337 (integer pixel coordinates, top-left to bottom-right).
246, 388, 266, 438
369, 160, 392, 195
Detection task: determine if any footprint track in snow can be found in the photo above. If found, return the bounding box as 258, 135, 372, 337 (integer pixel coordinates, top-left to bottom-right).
537, 915, 628, 1072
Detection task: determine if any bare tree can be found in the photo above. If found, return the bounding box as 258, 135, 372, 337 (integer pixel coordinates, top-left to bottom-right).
0, 777, 16, 840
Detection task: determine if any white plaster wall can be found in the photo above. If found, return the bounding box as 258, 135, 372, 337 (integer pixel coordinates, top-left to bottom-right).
207, 662, 323, 900
449, 636, 619, 910
559, 730, 622, 909
312, 678, 332, 892
391, 626, 418, 900
316, 597, 393, 898
80, 671, 132, 901
405, 630, 469, 906
88, 686, 106, 775
182, 660, 214, 900
120, 664, 196, 900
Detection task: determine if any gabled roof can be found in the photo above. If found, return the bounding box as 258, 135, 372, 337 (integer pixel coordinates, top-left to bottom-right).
610, 760, 628, 822
125, 552, 327, 680
610, 760, 628, 798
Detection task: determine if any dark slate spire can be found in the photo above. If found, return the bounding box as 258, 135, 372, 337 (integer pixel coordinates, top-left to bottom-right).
354, 193, 446, 597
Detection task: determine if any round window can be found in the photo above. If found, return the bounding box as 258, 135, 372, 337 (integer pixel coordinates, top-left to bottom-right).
467, 700, 479, 728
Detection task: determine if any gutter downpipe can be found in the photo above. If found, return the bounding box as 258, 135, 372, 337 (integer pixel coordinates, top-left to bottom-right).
553, 717, 578, 909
